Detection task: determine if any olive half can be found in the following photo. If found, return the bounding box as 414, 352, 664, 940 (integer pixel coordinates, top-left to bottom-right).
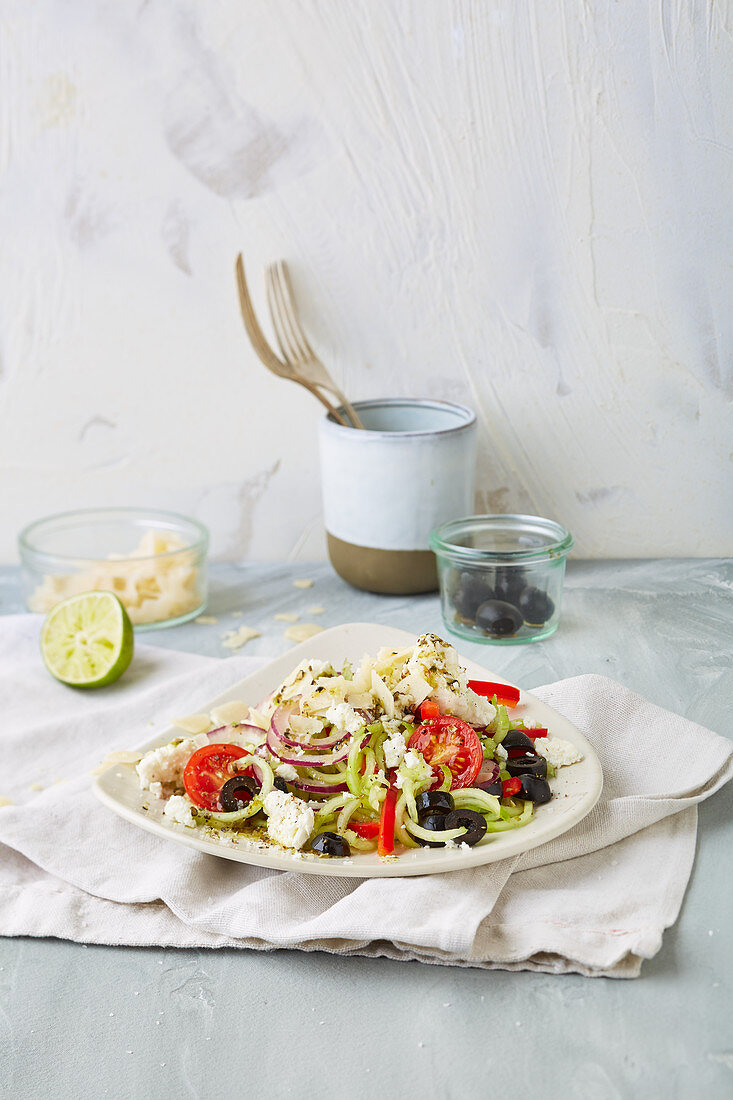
443, 809, 487, 846
415, 790, 455, 819
311, 831, 351, 858
505, 752, 548, 779
501, 729, 536, 753
518, 775, 552, 803
219, 775, 258, 811
418, 812, 449, 847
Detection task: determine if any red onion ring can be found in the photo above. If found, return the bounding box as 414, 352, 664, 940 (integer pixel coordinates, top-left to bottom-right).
269, 703, 348, 751
267, 724, 370, 768
205, 722, 266, 743
290, 780, 349, 795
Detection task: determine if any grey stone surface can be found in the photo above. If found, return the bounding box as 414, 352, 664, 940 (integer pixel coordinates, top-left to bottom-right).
1, 559, 732, 1098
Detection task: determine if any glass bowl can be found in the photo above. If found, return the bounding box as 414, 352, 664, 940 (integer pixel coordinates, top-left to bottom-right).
18, 508, 209, 631
430, 514, 573, 645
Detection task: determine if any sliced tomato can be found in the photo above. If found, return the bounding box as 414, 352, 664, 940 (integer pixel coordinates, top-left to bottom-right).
407, 716, 483, 790
349, 821, 380, 839
183, 743, 251, 811
502, 777, 522, 798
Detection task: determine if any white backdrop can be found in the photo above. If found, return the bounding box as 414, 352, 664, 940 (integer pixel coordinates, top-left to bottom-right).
1, 0, 731, 561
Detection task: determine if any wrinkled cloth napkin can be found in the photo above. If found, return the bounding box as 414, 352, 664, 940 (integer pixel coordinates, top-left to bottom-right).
1, 614, 731, 979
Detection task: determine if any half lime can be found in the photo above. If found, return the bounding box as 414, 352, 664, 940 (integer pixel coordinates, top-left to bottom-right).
40, 591, 134, 688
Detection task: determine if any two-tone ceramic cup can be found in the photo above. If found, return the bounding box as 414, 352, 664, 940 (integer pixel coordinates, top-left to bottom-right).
318, 399, 477, 594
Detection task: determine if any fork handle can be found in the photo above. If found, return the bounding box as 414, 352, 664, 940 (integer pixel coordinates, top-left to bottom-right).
299, 379, 350, 427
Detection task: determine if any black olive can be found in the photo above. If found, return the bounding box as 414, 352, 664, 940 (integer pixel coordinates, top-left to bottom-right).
519, 586, 555, 626
273, 777, 290, 793
452, 571, 494, 620
418, 812, 449, 846
219, 775, 258, 811
501, 729, 536, 752
415, 790, 455, 818
475, 599, 523, 637
443, 808, 487, 846
493, 567, 526, 606
505, 751, 547, 779
518, 775, 552, 803
311, 831, 351, 857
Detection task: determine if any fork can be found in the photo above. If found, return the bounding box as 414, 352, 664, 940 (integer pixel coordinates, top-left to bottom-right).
235, 254, 350, 427
265, 260, 365, 429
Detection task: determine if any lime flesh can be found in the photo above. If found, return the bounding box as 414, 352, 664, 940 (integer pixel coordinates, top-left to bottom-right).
40, 591, 134, 688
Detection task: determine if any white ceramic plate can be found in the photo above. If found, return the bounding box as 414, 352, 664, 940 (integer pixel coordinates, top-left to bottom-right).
94, 623, 603, 878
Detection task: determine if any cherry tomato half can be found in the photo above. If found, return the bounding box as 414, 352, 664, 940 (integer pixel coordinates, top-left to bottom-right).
407, 717, 483, 790
183, 743, 251, 810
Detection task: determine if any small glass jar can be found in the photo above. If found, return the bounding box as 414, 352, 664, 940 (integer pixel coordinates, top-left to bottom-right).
430, 514, 573, 644
18, 508, 209, 631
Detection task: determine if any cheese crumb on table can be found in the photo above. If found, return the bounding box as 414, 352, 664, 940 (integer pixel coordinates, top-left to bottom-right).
274, 613, 300, 622
293, 579, 314, 589
0, 796, 14, 807
307, 606, 325, 615
28, 783, 44, 791
89, 751, 143, 776
195, 616, 218, 625
284, 623, 324, 643
221, 625, 261, 650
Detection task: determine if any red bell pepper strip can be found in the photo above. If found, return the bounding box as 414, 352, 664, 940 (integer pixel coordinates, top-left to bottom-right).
502, 777, 522, 798
526, 727, 548, 738
418, 699, 440, 721
468, 679, 520, 709
378, 787, 398, 857
348, 821, 380, 839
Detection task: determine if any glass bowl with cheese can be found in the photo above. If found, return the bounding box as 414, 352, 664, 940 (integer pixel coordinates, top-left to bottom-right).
19, 508, 209, 630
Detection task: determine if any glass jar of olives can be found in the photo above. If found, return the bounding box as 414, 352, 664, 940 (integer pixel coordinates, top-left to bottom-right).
430, 515, 573, 645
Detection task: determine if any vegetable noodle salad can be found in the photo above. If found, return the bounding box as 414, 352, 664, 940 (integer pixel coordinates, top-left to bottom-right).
136, 634, 583, 859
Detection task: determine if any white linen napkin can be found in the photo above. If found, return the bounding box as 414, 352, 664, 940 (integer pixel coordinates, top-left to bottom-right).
1, 614, 731, 978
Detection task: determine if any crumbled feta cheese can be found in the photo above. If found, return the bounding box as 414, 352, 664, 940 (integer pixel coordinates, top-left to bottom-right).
274, 763, 299, 782
495, 743, 508, 761
325, 702, 364, 734
383, 728, 407, 770
263, 790, 314, 849
163, 795, 195, 826
371, 670, 395, 718
274, 613, 300, 622
395, 749, 434, 790
535, 737, 583, 768
432, 684, 496, 728
136, 735, 208, 799
293, 578, 314, 588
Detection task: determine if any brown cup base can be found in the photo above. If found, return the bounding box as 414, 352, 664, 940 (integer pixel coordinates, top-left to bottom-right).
327, 533, 438, 595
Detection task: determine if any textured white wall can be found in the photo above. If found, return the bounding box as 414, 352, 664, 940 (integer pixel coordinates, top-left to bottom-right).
1, 0, 731, 561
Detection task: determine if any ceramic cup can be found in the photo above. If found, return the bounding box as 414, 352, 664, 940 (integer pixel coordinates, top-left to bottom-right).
318, 398, 477, 594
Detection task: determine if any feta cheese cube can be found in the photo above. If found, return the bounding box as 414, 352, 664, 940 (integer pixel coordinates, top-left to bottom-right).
263, 790, 315, 850
136, 735, 208, 799
535, 737, 583, 768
